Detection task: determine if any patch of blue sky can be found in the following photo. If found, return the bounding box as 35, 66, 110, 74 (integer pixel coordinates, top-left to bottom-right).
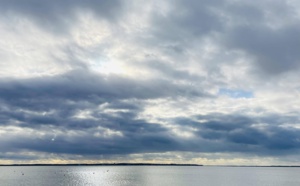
218, 88, 254, 99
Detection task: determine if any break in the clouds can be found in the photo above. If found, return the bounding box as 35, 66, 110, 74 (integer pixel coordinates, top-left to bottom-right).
1, 0, 300, 165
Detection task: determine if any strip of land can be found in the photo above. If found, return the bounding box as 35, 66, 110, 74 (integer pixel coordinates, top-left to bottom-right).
2, 164, 299, 167
0, 163, 202, 166
223, 165, 300, 167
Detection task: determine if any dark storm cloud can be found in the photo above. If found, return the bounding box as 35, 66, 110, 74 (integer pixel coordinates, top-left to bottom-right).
3, 104, 300, 158
1, 103, 178, 155
1, 71, 300, 159
172, 113, 300, 155
0, 68, 208, 158
0, 0, 124, 33
0, 69, 208, 128
0, 69, 206, 106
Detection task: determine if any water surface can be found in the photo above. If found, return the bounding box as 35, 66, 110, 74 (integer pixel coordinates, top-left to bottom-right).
1, 166, 300, 186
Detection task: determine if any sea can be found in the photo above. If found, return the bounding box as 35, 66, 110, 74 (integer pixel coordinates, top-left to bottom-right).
1, 166, 300, 186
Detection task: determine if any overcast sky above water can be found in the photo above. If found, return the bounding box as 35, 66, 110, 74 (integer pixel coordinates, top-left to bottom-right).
1, 0, 300, 165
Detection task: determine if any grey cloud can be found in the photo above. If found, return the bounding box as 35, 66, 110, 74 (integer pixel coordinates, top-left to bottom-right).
134, 59, 204, 82
141, 0, 224, 56
104, 100, 141, 111
1, 108, 178, 156
172, 113, 300, 155
0, 76, 198, 156
3, 109, 300, 160
0, 153, 38, 161
0, 69, 208, 136
147, 0, 300, 76
152, 0, 223, 40
224, 24, 300, 75
0, 68, 211, 158
0, 0, 124, 33
0, 69, 207, 108
218, 1, 300, 76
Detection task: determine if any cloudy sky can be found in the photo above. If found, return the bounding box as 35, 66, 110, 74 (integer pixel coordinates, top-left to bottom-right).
1, 0, 300, 165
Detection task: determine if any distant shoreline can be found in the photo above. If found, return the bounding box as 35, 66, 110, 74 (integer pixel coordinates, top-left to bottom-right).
223, 165, 300, 168
1, 164, 300, 167
0, 163, 203, 166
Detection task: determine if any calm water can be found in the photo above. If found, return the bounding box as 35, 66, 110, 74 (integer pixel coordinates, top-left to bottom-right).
1, 166, 300, 186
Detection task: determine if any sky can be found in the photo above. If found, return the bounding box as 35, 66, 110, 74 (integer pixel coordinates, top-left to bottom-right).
1, 0, 300, 165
